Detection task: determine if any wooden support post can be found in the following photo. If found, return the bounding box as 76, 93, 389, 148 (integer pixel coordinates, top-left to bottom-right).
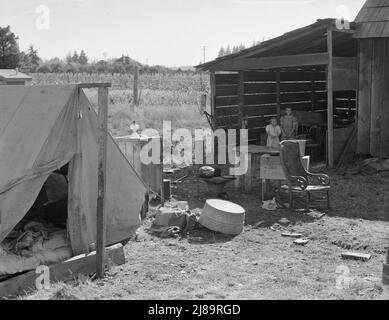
96, 86, 109, 279
238, 71, 245, 129
327, 29, 334, 168
210, 71, 216, 118
160, 138, 165, 206
311, 71, 316, 112
276, 70, 281, 120
133, 65, 139, 107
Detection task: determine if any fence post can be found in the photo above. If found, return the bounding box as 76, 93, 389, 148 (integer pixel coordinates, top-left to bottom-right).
133, 65, 139, 107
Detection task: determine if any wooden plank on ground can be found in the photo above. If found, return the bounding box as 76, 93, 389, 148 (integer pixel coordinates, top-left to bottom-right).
0, 244, 125, 299
341, 252, 372, 262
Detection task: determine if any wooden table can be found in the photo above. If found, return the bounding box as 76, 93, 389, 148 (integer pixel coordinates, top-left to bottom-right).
233, 145, 310, 196
260, 155, 310, 200
233, 145, 280, 192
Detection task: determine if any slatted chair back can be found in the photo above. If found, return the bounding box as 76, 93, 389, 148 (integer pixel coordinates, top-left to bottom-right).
280, 141, 307, 180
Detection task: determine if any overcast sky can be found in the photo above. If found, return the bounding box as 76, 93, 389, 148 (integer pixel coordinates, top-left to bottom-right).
0, 0, 366, 66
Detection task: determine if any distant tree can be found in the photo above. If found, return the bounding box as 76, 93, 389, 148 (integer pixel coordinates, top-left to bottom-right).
225, 45, 231, 55
64, 63, 78, 74
20, 45, 41, 72
96, 60, 108, 74
79, 50, 88, 65
218, 47, 226, 57
66, 52, 72, 64
112, 62, 125, 74
86, 64, 96, 74
71, 51, 79, 63
0, 26, 20, 69
50, 63, 63, 73
27, 45, 40, 67
37, 64, 51, 73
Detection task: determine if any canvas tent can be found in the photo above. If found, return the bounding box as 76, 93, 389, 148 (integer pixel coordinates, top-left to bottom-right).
0, 85, 147, 256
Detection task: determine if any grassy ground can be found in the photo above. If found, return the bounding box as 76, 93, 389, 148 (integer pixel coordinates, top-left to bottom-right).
23, 170, 389, 300
21, 73, 389, 300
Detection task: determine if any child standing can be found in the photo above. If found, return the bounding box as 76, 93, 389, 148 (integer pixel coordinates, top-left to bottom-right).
265, 117, 282, 149
281, 107, 298, 140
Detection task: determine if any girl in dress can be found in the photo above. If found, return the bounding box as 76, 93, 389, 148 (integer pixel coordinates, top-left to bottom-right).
265, 117, 282, 149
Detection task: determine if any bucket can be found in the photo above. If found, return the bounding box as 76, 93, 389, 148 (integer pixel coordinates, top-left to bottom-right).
199, 199, 245, 235
163, 179, 171, 201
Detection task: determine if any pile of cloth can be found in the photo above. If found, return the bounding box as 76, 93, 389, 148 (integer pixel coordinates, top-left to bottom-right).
0, 220, 72, 276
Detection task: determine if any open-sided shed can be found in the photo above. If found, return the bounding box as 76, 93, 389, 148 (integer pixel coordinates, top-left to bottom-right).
196, 19, 359, 167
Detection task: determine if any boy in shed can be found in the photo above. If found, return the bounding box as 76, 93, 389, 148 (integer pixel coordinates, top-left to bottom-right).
281, 107, 298, 140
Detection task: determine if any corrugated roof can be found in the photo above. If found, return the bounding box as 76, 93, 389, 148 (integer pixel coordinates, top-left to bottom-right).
355, 0, 389, 38
0, 69, 32, 81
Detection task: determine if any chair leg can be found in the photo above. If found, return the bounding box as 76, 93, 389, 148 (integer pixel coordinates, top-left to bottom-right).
306, 192, 310, 211
327, 190, 330, 209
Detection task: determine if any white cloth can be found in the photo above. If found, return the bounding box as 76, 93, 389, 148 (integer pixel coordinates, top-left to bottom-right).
265, 125, 281, 148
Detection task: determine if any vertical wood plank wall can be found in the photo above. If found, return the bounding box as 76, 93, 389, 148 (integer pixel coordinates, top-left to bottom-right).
211, 70, 356, 145
358, 38, 389, 158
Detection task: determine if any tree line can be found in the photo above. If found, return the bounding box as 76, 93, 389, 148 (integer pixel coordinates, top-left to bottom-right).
217, 39, 265, 58
0, 26, 198, 75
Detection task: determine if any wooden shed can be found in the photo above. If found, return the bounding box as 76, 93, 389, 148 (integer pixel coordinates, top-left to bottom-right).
196, 19, 359, 167
354, 0, 389, 158
0, 69, 32, 85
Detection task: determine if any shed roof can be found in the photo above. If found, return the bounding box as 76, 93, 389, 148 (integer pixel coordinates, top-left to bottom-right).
0, 69, 32, 82
196, 19, 357, 71
354, 0, 389, 38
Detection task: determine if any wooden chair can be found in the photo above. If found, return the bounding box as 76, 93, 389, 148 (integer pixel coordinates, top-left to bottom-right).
279, 140, 330, 210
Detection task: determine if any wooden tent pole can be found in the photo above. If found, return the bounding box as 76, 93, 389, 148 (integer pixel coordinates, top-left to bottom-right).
96, 86, 109, 279
327, 29, 334, 168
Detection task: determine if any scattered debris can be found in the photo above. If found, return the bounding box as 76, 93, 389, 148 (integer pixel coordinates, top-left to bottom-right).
279, 218, 291, 225
282, 232, 303, 238
151, 201, 199, 235
171, 175, 189, 185
306, 209, 326, 220
253, 221, 265, 229
262, 198, 277, 211
270, 223, 286, 232
294, 239, 310, 246
341, 252, 372, 262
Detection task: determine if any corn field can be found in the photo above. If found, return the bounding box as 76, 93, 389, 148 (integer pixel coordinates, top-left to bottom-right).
31, 73, 211, 136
